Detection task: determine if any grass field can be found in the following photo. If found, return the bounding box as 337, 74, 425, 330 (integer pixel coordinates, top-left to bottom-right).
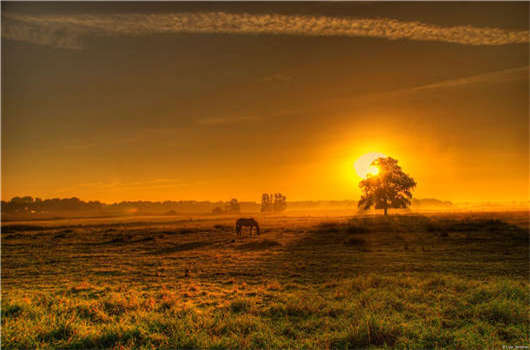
2, 211, 529, 349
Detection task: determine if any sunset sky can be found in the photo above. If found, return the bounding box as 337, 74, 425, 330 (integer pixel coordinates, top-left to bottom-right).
2, 2, 528, 203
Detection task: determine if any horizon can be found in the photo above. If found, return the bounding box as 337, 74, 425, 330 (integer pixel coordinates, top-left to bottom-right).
2, 2, 529, 203
3, 194, 528, 207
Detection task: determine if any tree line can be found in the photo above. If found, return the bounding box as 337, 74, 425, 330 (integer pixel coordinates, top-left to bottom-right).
2, 197, 254, 216
2, 194, 288, 217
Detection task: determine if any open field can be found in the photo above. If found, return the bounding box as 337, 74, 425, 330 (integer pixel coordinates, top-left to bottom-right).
2, 211, 529, 349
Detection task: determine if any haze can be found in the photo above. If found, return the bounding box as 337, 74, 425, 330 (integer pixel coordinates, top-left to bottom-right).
2, 2, 528, 203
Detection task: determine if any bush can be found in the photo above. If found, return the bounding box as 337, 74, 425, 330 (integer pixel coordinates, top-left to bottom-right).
230, 299, 251, 313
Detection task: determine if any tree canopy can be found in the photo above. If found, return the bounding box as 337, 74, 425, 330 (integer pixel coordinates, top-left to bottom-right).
358, 157, 416, 215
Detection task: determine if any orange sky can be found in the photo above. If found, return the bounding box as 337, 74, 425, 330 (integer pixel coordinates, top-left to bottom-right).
2, 2, 528, 203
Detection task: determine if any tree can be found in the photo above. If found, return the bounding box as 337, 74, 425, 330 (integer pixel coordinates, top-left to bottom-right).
358, 157, 416, 216
273, 193, 287, 212
261, 193, 272, 212
261, 193, 287, 213
211, 206, 223, 215
224, 198, 240, 214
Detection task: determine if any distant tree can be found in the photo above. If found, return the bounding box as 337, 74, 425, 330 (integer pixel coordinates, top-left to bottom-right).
224, 198, 240, 214
261, 193, 287, 212
273, 193, 287, 212
10, 196, 33, 204
261, 193, 272, 212
358, 157, 416, 216
212, 206, 224, 215
21, 196, 34, 203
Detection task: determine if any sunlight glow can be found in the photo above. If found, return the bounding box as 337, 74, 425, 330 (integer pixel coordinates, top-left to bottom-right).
354, 152, 386, 178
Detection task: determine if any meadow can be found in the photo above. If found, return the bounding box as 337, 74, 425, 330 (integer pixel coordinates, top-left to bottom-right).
2, 211, 529, 349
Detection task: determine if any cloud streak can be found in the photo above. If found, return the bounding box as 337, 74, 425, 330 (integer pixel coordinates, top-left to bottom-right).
372, 65, 529, 98
327, 65, 529, 107
408, 65, 529, 92
3, 11, 528, 49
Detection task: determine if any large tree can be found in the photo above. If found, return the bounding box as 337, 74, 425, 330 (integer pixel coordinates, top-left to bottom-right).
358, 157, 416, 216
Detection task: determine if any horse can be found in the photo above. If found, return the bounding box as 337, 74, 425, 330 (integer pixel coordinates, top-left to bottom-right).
235, 218, 260, 237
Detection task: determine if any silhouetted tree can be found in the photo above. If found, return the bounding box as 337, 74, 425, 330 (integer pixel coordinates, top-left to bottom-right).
224, 198, 240, 214
261, 193, 287, 212
358, 157, 416, 216
261, 193, 272, 212
212, 206, 223, 215
273, 193, 287, 212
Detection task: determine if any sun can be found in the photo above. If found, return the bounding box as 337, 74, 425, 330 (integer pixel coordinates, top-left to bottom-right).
354, 152, 386, 178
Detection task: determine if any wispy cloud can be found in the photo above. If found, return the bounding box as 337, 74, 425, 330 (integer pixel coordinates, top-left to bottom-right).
3, 12, 528, 49
320, 65, 529, 111
363, 65, 529, 100
2, 14, 85, 49
406, 66, 529, 92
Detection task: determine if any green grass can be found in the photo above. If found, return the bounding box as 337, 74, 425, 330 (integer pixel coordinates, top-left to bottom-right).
2, 275, 528, 349
2, 212, 529, 349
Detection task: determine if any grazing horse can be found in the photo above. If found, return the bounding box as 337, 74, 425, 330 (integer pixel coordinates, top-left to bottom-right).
235, 218, 260, 237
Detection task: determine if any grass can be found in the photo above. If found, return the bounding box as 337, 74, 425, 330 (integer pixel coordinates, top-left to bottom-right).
2, 211, 529, 349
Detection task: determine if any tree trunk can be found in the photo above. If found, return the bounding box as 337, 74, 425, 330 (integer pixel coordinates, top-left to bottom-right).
384, 207, 388, 216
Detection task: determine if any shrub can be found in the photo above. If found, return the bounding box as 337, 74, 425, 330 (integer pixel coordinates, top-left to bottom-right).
230, 299, 251, 313
475, 299, 526, 325
2, 303, 24, 318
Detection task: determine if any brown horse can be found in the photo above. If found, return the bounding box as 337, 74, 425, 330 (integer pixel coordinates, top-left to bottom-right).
235, 218, 260, 237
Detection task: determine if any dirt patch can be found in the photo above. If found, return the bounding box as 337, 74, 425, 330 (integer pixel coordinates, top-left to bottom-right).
344, 237, 367, 246
236, 239, 282, 251
4, 233, 25, 240
101, 235, 133, 244
153, 241, 212, 255
135, 236, 156, 243
160, 228, 201, 235
2, 225, 49, 233
214, 224, 232, 231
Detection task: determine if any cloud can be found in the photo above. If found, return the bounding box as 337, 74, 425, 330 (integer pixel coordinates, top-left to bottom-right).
3, 11, 528, 49
367, 65, 529, 99
2, 15, 85, 49
407, 65, 529, 91
321, 65, 529, 111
